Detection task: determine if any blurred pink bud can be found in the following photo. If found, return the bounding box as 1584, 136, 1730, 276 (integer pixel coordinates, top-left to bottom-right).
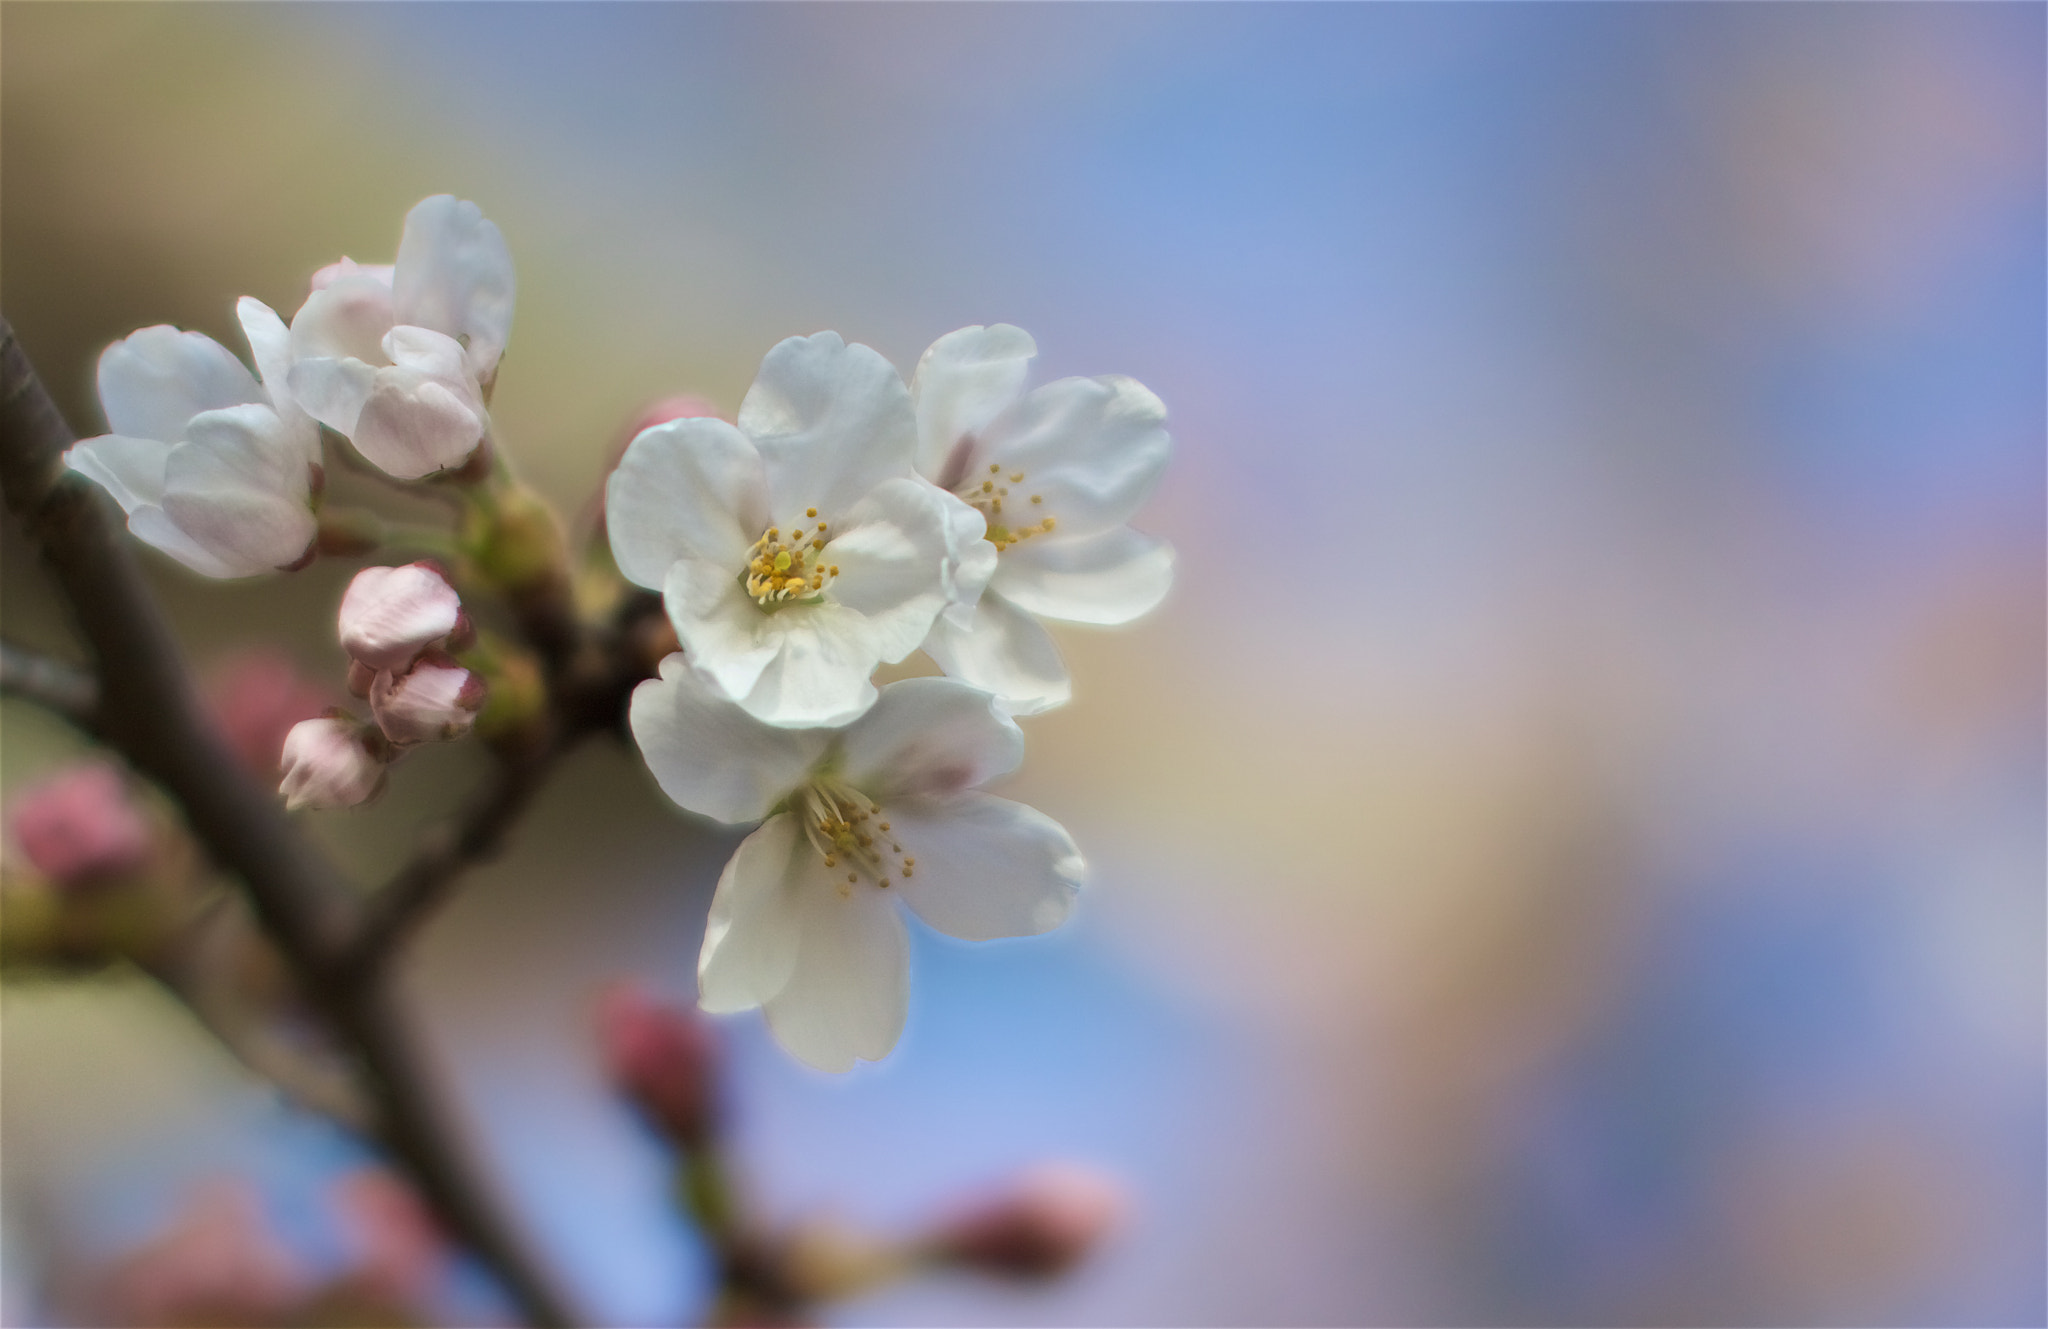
207, 650, 334, 777
98, 1180, 311, 1327
625, 394, 723, 443
331, 1168, 447, 1306
596, 981, 720, 1145
338, 562, 464, 673
278, 716, 387, 810
7, 763, 152, 885
311, 256, 395, 292
369, 654, 486, 746
930, 1163, 1126, 1280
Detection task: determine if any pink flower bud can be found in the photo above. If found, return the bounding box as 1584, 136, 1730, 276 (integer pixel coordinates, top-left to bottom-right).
331, 1168, 447, 1306
7, 763, 152, 885
338, 563, 464, 673
278, 716, 387, 810
625, 394, 723, 443
929, 1164, 1126, 1280
596, 981, 720, 1145
97, 1180, 311, 1328
206, 650, 335, 778
369, 654, 486, 747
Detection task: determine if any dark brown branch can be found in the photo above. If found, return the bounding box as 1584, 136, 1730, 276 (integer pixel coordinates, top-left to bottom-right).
0, 638, 98, 729
0, 317, 580, 1329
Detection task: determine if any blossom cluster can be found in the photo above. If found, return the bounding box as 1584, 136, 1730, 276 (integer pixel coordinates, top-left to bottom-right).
61, 195, 1174, 1073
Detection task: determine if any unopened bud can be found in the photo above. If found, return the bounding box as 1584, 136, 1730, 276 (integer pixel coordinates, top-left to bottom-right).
338, 563, 463, 673
369, 654, 486, 747
928, 1164, 1126, 1280
596, 982, 719, 1146
7, 764, 152, 885
311, 257, 395, 292
278, 716, 388, 811
207, 651, 334, 777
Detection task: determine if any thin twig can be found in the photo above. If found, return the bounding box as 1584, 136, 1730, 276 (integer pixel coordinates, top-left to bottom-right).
0, 317, 579, 1329
0, 639, 98, 730
344, 733, 575, 982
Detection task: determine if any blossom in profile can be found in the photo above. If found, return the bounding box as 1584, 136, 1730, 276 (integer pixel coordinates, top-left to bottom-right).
338, 562, 466, 673
927, 1163, 1126, 1279
278, 716, 387, 810
287, 195, 514, 479
631, 661, 1083, 1071
909, 325, 1173, 714
607, 332, 985, 728
7, 763, 152, 885
63, 300, 321, 578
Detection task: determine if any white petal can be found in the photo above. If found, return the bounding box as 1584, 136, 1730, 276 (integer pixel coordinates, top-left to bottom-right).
286, 357, 377, 436
661, 559, 783, 702
911, 324, 1036, 482
887, 792, 1083, 942
351, 368, 484, 480
993, 526, 1175, 626
64, 434, 168, 513
159, 405, 317, 574
126, 507, 242, 579
338, 563, 462, 672
698, 814, 807, 1013
761, 871, 910, 1072
235, 297, 319, 463
606, 418, 768, 590
739, 333, 917, 520
824, 477, 957, 664
290, 275, 396, 366
921, 592, 1072, 716
370, 660, 483, 746
840, 677, 1023, 799
97, 327, 263, 444
391, 195, 516, 379
978, 375, 1170, 539
723, 605, 882, 729
941, 493, 996, 627
628, 654, 828, 824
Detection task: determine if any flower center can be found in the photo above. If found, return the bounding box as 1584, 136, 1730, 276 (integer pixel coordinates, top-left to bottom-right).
796, 775, 914, 894
954, 462, 1055, 552
743, 510, 840, 608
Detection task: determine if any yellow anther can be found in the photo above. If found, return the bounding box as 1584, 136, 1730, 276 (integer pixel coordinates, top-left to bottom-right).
878, 822, 889, 831
1031, 494, 1042, 503
1011, 471, 1025, 482
982, 480, 995, 493
806, 507, 818, 518
989, 463, 1001, 473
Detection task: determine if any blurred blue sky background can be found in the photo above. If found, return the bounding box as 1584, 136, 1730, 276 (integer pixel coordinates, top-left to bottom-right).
3, 4, 2042, 1326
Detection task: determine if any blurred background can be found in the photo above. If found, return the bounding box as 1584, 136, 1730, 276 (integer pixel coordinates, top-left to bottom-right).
2, 4, 2042, 1325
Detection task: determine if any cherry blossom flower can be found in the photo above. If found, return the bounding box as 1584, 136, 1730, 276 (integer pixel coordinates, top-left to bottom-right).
338, 562, 466, 673
368, 653, 485, 746
607, 332, 984, 728
278, 716, 387, 810
7, 763, 153, 885
910, 325, 1174, 714
630, 659, 1083, 1071
63, 300, 320, 578
287, 195, 513, 480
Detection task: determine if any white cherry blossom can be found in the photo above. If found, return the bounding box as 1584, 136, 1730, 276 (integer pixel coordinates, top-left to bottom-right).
287, 196, 513, 480
629, 659, 1084, 1072
910, 325, 1174, 714
63, 301, 320, 579
607, 332, 984, 729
